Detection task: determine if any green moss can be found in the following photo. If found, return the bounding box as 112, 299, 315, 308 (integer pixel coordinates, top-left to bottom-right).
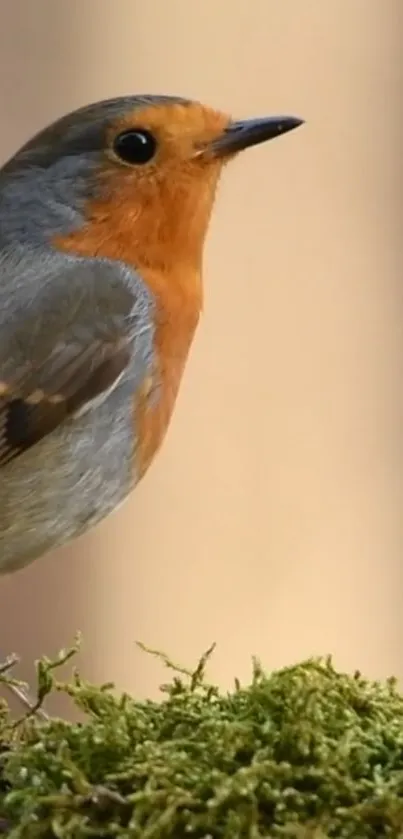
0, 641, 403, 838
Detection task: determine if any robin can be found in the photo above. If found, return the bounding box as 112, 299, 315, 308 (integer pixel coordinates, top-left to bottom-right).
0, 94, 303, 710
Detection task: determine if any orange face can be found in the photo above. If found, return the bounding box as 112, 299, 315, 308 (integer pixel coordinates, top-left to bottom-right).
106, 100, 233, 168
54, 99, 303, 288
63, 102, 231, 273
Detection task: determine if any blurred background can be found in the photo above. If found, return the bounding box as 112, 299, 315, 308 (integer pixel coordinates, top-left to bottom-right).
0, 0, 402, 712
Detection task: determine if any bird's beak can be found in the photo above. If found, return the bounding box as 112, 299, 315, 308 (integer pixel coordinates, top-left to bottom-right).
206, 115, 304, 158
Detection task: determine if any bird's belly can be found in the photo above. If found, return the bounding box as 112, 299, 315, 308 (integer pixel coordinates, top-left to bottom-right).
0, 385, 135, 574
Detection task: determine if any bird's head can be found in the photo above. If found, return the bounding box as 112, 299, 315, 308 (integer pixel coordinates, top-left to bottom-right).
2, 95, 303, 274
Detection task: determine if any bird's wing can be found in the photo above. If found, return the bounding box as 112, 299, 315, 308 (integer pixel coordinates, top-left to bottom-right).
0, 335, 132, 466
0, 257, 153, 468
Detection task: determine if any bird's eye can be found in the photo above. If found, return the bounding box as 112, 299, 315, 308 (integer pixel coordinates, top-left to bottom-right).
112, 129, 157, 165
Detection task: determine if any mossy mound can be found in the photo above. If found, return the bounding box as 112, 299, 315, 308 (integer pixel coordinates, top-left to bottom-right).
0, 642, 403, 838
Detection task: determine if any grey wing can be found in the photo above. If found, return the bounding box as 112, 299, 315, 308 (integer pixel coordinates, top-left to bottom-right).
0, 254, 154, 467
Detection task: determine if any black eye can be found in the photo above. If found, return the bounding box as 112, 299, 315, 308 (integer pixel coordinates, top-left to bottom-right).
112, 129, 157, 165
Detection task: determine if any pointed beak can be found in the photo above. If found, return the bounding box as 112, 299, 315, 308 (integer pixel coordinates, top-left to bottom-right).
208, 115, 304, 158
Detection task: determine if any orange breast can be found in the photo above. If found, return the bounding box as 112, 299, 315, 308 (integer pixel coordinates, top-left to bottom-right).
131, 263, 201, 478
54, 212, 202, 480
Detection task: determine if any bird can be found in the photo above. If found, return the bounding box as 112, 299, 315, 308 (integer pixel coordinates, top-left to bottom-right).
0, 94, 303, 712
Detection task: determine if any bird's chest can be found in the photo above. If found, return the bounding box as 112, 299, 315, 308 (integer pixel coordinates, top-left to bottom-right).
0, 269, 200, 573
132, 308, 198, 479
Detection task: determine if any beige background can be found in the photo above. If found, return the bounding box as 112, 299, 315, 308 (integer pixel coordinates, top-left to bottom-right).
0, 0, 402, 711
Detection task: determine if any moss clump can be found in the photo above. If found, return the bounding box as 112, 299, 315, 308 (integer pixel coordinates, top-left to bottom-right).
0, 642, 403, 838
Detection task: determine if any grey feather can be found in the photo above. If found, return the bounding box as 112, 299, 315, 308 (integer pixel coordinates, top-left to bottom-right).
0, 95, 180, 571
0, 248, 155, 572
